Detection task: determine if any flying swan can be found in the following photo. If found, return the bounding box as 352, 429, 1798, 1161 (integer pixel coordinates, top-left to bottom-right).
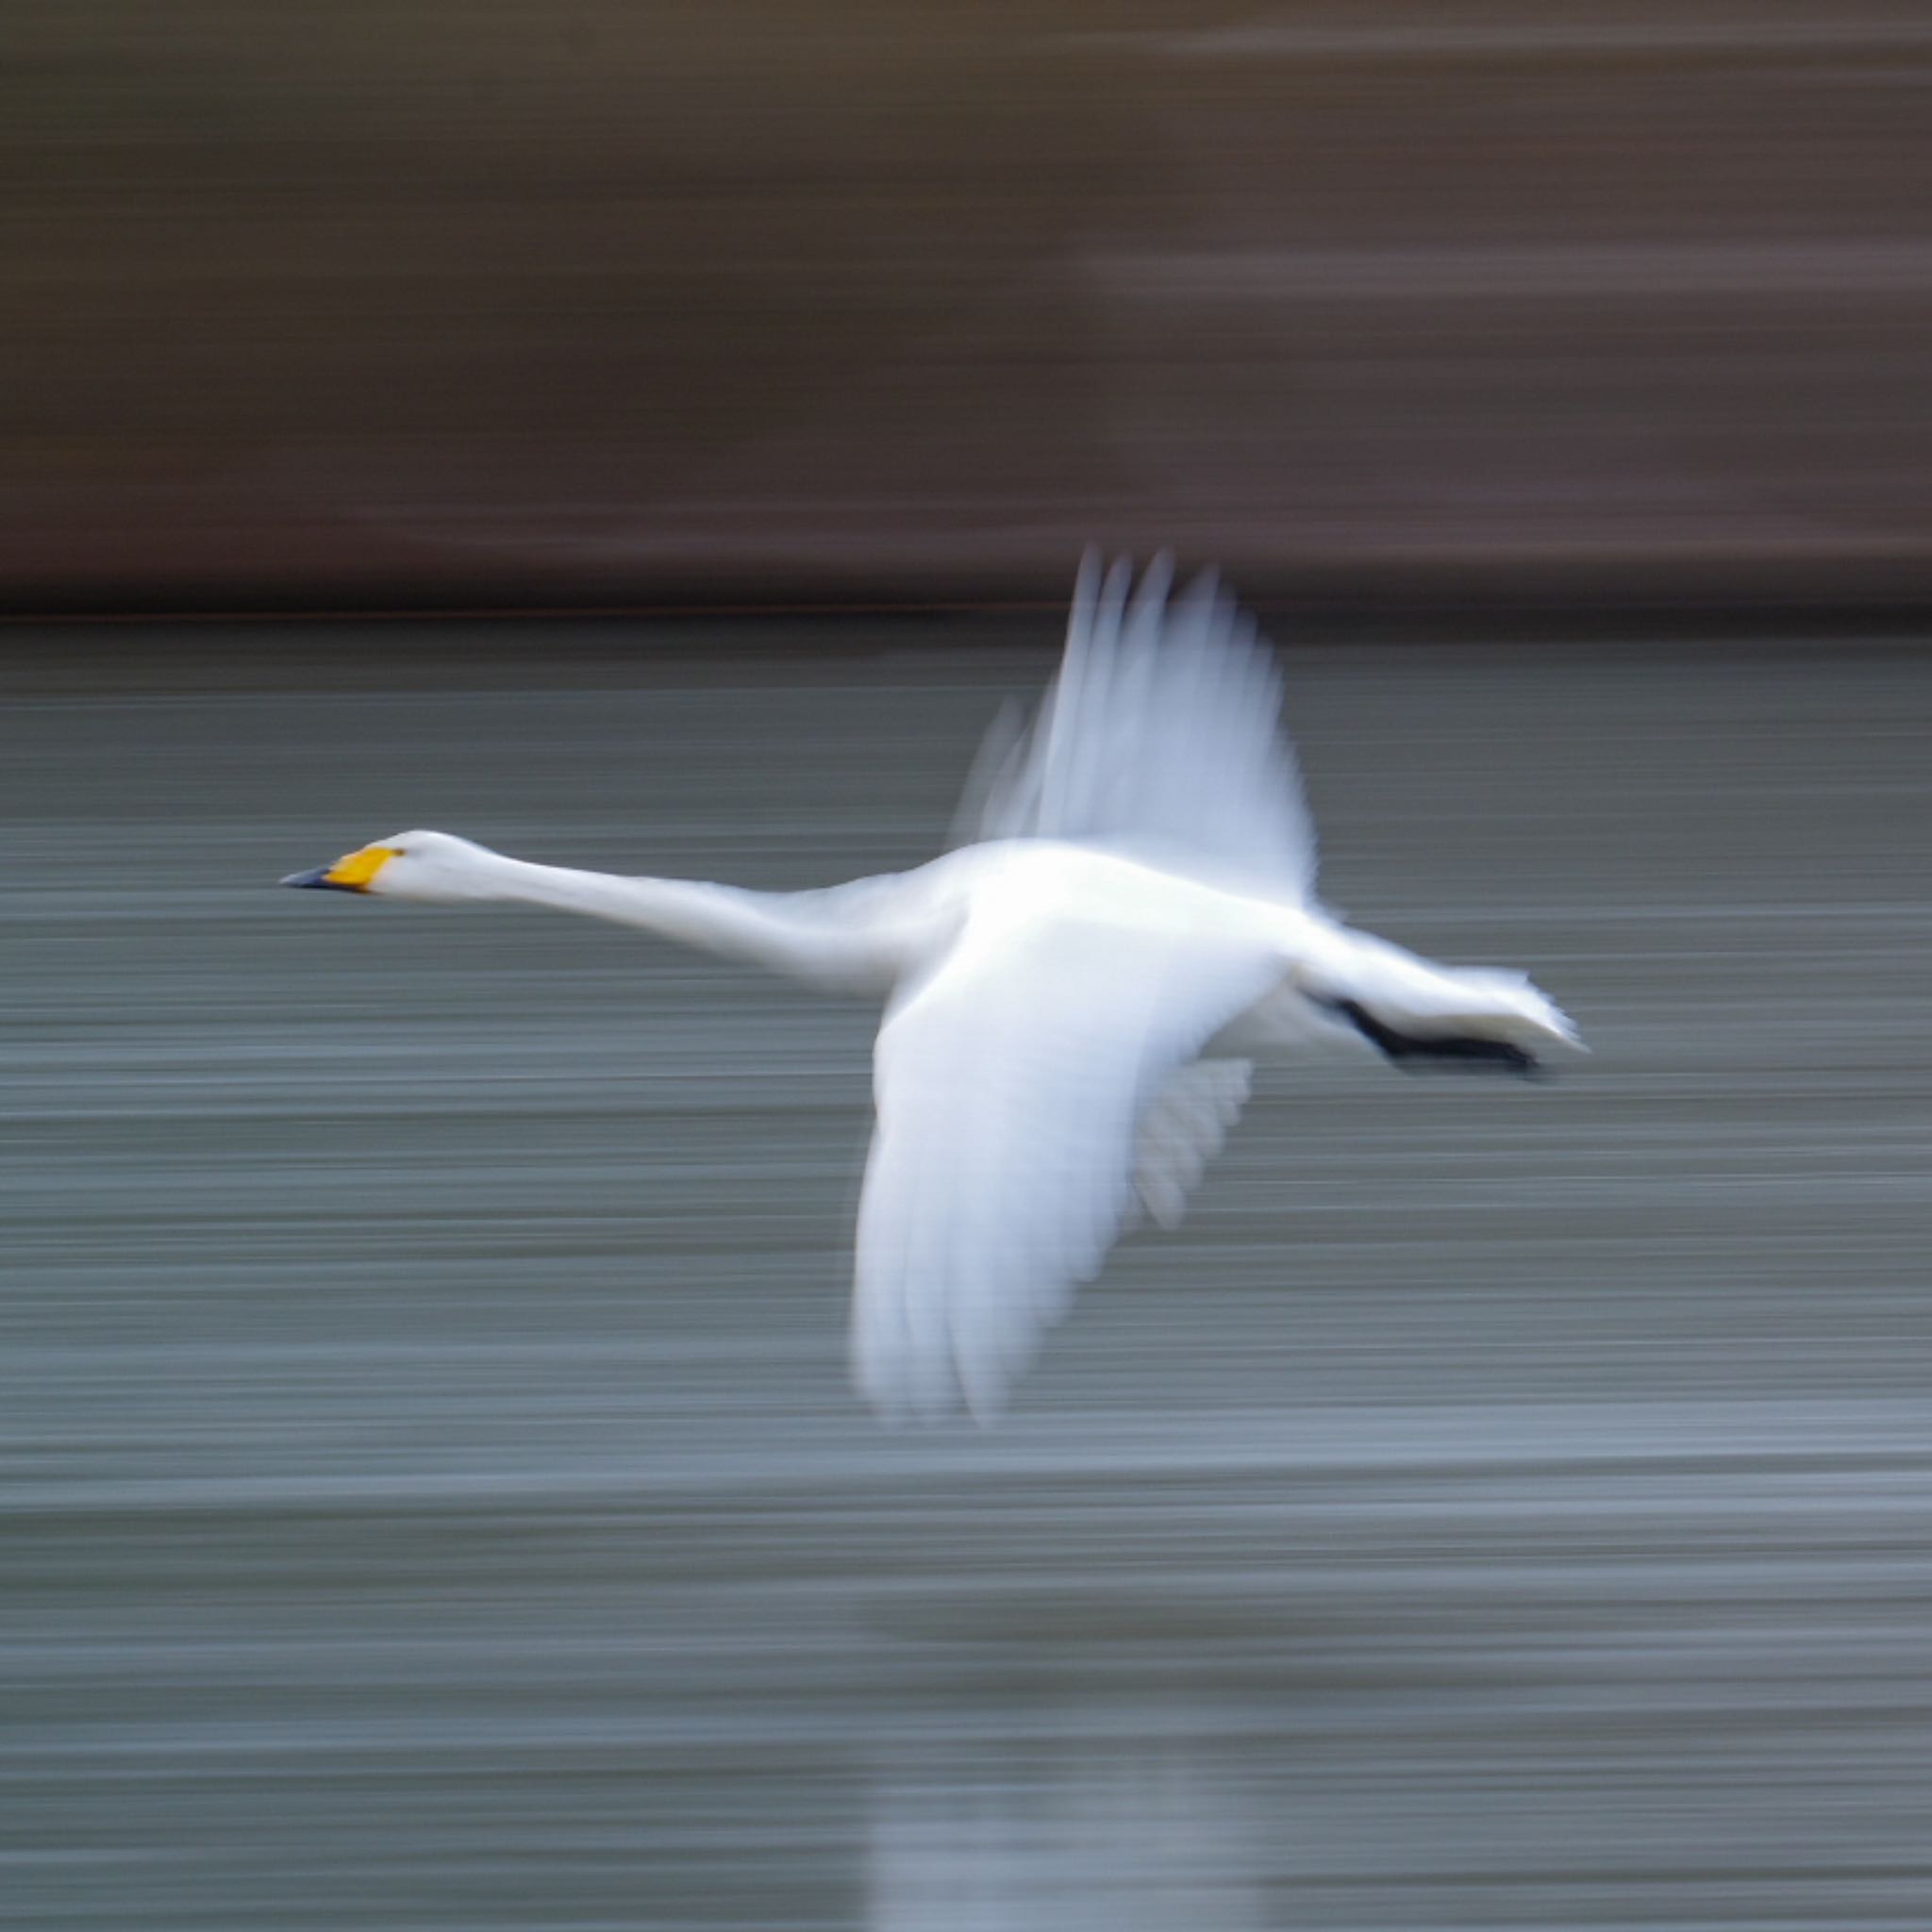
284, 555, 1580, 1419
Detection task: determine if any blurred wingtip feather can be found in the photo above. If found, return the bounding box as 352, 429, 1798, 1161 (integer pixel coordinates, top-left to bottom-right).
958, 552, 1318, 902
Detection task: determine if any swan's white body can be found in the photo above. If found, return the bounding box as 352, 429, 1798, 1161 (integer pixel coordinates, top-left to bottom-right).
286, 555, 1579, 1418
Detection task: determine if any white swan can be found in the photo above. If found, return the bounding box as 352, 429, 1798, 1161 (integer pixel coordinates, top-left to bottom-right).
284, 555, 1580, 1419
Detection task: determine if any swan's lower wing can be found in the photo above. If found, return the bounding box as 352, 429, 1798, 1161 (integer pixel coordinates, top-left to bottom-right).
1133, 1058, 1253, 1231
850, 918, 1280, 1421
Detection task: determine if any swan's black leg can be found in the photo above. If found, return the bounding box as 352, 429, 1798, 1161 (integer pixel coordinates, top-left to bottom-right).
1323, 998, 1541, 1077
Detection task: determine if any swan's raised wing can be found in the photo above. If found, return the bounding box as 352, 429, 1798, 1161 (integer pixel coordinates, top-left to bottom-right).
958, 553, 1317, 902
850, 913, 1282, 1421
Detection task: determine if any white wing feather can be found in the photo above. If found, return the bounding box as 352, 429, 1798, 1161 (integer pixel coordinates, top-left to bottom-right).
850, 914, 1282, 1421
959, 552, 1318, 902
1133, 1058, 1253, 1232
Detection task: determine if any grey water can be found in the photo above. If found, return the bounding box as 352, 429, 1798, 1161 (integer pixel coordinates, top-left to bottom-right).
6, 625, 1932, 1928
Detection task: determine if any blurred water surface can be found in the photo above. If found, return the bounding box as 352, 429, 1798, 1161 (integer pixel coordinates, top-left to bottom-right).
5, 623, 1932, 1927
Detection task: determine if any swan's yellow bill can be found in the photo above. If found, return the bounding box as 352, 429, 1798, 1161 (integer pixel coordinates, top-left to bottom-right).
281, 845, 399, 893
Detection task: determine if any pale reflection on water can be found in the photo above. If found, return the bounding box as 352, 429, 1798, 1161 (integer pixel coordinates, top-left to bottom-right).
867, 1750, 1266, 1932
4, 625, 1932, 1928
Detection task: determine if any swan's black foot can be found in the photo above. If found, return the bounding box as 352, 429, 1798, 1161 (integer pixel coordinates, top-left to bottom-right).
1323, 998, 1542, 1078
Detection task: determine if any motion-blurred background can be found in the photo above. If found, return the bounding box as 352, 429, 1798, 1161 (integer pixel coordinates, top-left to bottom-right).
8, 8, 1932, 1931
7, 0, 1932, 610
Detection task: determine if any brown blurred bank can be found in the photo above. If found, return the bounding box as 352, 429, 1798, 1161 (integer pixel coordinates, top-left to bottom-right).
6, 3, 1932, 614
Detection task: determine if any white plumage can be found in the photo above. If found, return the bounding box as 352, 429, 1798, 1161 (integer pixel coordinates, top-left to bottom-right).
958, 554, 1315, 899
285, 554, 1580, 1419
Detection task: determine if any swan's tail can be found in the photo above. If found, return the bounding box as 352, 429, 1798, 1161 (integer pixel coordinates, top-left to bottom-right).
1305, 938, 1584, 1077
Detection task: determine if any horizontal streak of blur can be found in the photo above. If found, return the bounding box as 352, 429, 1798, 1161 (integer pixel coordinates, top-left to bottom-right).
7, 3, 1932, 608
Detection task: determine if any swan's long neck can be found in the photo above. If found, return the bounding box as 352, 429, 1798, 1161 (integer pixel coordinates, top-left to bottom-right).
480, 854, 897, 991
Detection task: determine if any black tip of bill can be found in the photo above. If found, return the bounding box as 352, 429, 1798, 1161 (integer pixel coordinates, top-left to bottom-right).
280, 867, 358, 892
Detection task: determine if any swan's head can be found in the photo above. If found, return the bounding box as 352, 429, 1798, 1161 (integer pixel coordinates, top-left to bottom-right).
280, 829, 500, 905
